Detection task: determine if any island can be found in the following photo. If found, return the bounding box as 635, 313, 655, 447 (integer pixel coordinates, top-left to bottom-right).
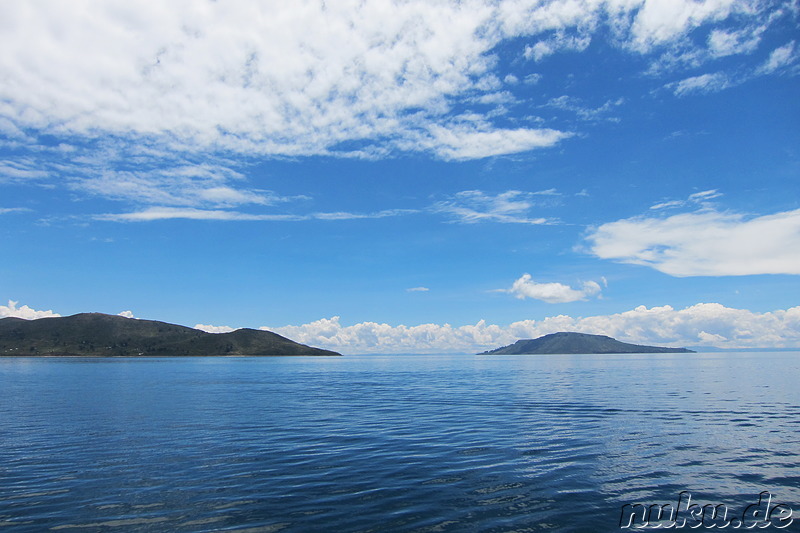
0, 312, 340, 356
479, 332, 694, 355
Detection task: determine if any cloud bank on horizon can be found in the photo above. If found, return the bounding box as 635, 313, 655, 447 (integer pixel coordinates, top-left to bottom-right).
265, 303, 800, 353
3, 300, 799, 354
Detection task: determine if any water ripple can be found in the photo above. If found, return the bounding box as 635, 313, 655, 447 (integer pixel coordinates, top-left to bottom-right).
1, 352, 799, 531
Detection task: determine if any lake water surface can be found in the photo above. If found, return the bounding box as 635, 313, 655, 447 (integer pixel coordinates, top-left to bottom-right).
1, 352, 799, 531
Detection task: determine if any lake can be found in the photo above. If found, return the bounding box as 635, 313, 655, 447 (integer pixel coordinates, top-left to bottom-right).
1, 352, 798, 531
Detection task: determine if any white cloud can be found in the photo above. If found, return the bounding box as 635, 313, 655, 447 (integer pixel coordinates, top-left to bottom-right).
0, 1, 792, 224
504, 273, 603, 303
96, 207, 299, 222
0, 300, 60, 320
98, 185, 568, 226
97, 206, 420, 222
758, 40, 798, 74
69, 162, 292, 209
267, 303, 800, 353
0, 159, 49, 181
311, 209, 419, 221
268, 316, 511, 355
650, 188, 721, 209
688, 189, 722, 202
0, 1, 573, 160
421, 124, 570, 161
670, 72, 730, 95
0, 207, 31, 215
406, 287, 430, 292
432, 189, 556, 224
545, 95, 625, 121
627, 0, 738, 52
586, 206, 800, 276
5, 298, 800, 353
523, 73, 543, 85
524, 33, 591, 62
707, 27, 763, 57
194, 324, 237, 334
0, 0, 783, 163
117, 310, 135, 319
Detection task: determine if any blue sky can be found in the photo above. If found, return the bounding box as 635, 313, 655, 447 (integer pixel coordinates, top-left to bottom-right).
1, 0, 799, 353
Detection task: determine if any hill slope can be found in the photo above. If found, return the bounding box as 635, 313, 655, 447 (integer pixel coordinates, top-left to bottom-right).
0, 313, 339, 356
480, 332, 693, 355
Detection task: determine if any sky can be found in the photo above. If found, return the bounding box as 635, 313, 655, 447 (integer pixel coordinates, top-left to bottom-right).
1, 0, 799, 354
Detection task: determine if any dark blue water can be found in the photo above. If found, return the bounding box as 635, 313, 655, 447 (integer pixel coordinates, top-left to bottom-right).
1, 352, 799, 532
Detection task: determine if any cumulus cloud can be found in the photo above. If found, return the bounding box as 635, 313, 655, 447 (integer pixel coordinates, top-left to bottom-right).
5, 299, 799, 352
268, 317, 511, 355
117, 310, 135, 319
0, 300, 60, 320
267, 303, 800, 354
194, 324, 237, 334
504, 274, 603, 303
586, 205, 800, 276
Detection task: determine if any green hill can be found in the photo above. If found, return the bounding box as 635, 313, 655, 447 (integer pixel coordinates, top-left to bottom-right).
0, 313, 339, 356
480, 332, 693, 355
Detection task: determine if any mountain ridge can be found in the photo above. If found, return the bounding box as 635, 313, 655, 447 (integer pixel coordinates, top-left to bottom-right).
0, 313, 339, 356
480, 332, 694, 355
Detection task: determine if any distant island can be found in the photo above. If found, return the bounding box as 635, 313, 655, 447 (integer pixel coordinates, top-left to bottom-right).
480, 332, 694, 355
0, 313, 340, 356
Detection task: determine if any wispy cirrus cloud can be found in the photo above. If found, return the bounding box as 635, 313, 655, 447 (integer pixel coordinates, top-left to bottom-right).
99, 187, 565, 225
649, 189, 722, 210
97, 206, 419, 223
73, 166, 294, 209
0, 207, 31, 215
432, 189, 558, 225
545, 95, 625, 122
0, 159, 49, 181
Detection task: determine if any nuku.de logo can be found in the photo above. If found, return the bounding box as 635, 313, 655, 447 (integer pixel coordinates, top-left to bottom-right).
619, 491, 794, 529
